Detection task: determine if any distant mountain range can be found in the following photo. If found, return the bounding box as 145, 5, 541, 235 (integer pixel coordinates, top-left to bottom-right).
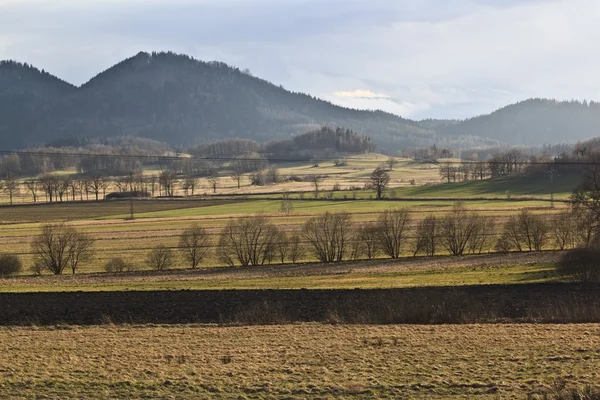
1, 51, 599, 151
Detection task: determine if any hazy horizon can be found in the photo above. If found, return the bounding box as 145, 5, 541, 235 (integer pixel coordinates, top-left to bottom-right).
1, 0, 598, 120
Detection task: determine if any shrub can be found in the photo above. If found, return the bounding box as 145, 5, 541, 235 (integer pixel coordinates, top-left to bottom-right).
556, 248, 600, 282
0, 254, 22, 277
147, 245, 175, 271
104, 257, 133, 273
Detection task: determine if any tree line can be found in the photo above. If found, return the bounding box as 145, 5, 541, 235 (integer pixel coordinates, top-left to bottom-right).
2, 201, 598, 279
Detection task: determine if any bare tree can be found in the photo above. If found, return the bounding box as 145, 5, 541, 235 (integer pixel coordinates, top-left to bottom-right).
31, 223, 95, 275
571, 162, 600, 237
24, 179, 39, 203
148, 174, 158, 197
375, 208, 410, 258
466, 216, 492, 255
370, 167, 390, 200
414, 215, 438, 257
356, 224, 380, 260
147, 245, 175, 271
288, 234, 303, 263
557, 248, 600, 282
553, 211, 577, 250
1, 171, 19, 206
438, 202, 484, 256
179, 224, 210, 269
208, 175, 219, 194
573, 208, 597, 248
308, 175, 322, 197
276, 231, 289, 263
302, 212, 353, 262
500, 210, 549, 252
38, 173, 59, 203
387, 156, 398, 171
217, 215, 279, 267
104, 257, 134, 273
231, 169, 243, 189
88, 174, 107, 201
159, 169, 177, 196
473, 162, 488, 180
182, 176, 198, 196
266, 166, 279, 184
439, 163, 458, 183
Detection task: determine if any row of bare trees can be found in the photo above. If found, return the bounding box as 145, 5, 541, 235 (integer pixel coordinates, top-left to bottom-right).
0, 169, 210, 204
19, 205, 599, 276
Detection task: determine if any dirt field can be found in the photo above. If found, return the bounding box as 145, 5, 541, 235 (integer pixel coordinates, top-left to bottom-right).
0, 324, 598, 399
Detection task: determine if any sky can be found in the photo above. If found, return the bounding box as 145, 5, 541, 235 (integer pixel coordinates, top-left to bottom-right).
0, 0, 598, 120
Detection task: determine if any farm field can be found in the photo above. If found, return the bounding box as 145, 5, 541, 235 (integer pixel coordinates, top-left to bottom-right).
0, 154, 578, 206
0, 323, 598, 399
0, 252, 561, 293
0, 197, 566, 274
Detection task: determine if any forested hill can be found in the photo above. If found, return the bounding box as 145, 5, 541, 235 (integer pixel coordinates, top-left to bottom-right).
0, 52, 598, 151
0, 61, 76, 149
432, 99, 600, 145
0, 51, 497, 151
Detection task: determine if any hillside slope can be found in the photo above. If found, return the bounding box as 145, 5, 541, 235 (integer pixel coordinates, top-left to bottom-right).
433, 99, 600, 145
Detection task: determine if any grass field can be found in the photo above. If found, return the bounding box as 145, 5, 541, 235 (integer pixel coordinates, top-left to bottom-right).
0, 323, 598, 399
0, 252, 561, 293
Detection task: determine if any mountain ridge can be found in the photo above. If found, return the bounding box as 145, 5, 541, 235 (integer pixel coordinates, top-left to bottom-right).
0, 51, 597, 150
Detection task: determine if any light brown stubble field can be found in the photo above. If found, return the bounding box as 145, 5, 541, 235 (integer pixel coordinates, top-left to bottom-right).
0, 323, 598, 399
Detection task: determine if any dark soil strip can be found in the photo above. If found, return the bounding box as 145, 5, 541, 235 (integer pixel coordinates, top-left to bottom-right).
1, 283, 599, 326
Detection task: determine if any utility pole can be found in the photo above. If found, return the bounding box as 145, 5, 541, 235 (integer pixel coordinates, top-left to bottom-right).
546, 168, 558, 208
129, 195, 135, 220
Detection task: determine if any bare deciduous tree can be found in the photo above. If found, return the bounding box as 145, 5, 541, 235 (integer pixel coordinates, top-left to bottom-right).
439, 163, 458, 183
414, 215, 438, 257
276, 231, 289, 263
500, 210, 549, 252
387, 156, 397, 171
208, 175, 219, 194
1, 172, 19, 206
439, 202, 484, 256
39, 173, 59, 203
288, 234, 303, 263
88, 174, 108, 201
309, 175, 322, 197
231, 169, 243, 189
553, 211, 577, 250
182, 176, 198, 196
147, 245, 175, 271
376, 208, 410, 258
24, 179, 39, 203
557, 248, 600, 282
159, 169, 177, 196
179, 224, 210, 269
31, 223, 95, 275
302, 212, 353, 262
217, 215, 279, 267
357, 224, 380, 260
370, 167, 390, 200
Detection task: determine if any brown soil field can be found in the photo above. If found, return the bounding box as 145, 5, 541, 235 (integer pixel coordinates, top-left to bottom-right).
0, 324, 598, 399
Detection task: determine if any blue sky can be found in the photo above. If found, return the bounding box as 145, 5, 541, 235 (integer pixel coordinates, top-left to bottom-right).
0, 0, 597, 120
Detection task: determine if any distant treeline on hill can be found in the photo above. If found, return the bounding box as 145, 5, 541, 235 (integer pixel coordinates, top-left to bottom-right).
190, 127, 375, 160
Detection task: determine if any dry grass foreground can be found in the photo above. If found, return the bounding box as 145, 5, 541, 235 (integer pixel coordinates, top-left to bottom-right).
1, 324, 599, 399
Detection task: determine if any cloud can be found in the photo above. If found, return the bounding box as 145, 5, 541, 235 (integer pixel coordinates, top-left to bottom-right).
0, 0, 597, 119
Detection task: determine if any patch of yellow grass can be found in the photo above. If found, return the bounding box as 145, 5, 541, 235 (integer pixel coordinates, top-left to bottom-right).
0, 324, 598, 398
